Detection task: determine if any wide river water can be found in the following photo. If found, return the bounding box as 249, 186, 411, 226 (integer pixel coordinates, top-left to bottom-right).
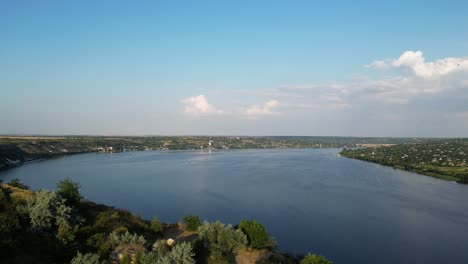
1, 148, 467, 264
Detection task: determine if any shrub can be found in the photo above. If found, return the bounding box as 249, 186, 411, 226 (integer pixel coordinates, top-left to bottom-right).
137, 251, 160, 264
238, 220, 271, 249
0, 213, 21, 246
95, 212, 111, 228
26, 190, 71, 230
198, 221, 247, 256
120, 254, 131, 264
167, 242, 195, 264
0, 186, 11, 202
109, 231, 146, 247
300, 254, 333, 264
152, 239, 170, 256
57, 178, 82, 205
8, 178, 29, 190
70, 251, 100, 264
0, 213, 20, 238
57, 222, 76, 245
182, 215, 201, 231
86, 232, 106, 249
138, 242, 195, 264
151, 216, 163, 233
113, 226, 129, 235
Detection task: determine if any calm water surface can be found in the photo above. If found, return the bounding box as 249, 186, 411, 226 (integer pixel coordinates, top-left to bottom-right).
1, 149, 468, 264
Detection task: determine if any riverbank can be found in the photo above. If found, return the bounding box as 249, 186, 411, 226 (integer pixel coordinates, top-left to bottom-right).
0, 135, 431, 172
340, 140, 468, 184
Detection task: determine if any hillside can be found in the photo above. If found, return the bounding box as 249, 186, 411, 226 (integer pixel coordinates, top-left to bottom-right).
0, 179, 326, 264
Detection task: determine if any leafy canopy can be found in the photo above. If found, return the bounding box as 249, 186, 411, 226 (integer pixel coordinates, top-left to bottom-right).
57, 177, 82, 205
238, 220, 270, 249
300, 253, 333, 264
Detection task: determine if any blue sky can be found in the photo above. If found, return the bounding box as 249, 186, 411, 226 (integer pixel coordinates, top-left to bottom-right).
2, 1, 468, 136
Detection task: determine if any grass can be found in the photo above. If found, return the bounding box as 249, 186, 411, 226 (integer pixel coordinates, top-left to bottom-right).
1, 183, 33, 201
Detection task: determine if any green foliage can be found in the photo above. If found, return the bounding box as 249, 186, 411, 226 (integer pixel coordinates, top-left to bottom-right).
0, 185, 11, 202
151, 216, 163, 233
300, 254, 333, 264
95, 212, 111, 228
137, 242, 195, 264
238, 220, 271, 249
8, 178, 29, 190
70, 251, 100, 264
152, 239, 170, 255
168, 242, 196, 264
86, 232, 106, 249
182, 215, 201, 231
120, 254, 131, 264
111, 212, 120, 220
137, 251, 159, 264
341, 140, 468, 183
113, 226, 129, 235
109, 231, 146, 247
57, 222, 76, 245
26, 190, 71, 230
207, 250, 229, 264
198, 221, 247, 257
57, 178, 82, 205
0, 213, 20, 232
0, 213, 20, 241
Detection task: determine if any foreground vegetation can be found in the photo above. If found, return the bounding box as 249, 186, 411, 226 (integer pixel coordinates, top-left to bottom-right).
0, 178, 332, 263
340, 139, 468, 183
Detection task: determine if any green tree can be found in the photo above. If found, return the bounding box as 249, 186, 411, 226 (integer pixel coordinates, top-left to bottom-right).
300, 253, 333, 264
168, 242, 195, 264
151, 216, 163, 233
26, 190, 71, 230
57, 178, 82, 205
238, 220, 271, 249
70, 251, 100, 264
182, 215, 201, 231
198, 221, 247, 259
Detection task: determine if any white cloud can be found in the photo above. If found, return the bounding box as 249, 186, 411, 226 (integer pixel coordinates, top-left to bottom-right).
244, 100, 280, 119
370, 50, 468, 79
181, 95, 223, 116
367, 60, 390, 69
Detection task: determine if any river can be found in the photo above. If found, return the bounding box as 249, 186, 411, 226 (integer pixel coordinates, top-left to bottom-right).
1, 148, 467, 264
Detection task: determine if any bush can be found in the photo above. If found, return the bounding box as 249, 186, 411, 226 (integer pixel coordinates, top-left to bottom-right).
167, 242, 195, 264
113, 226, 129, 235
0, 213, 20, 240
152, 239, 170, 255
138, 242, 195, 264
137, 251, 160, 264
8, 178, 29, 190
86, 232, 106, 249
109, 231, 146, 247
300, 254, 333, 264
26, 190, 71, 230
57, 178, 82, 205
151, 216, 163, 233
198, 221, 247, 256
182, 215, 201, 231
70, 251, 100, 264
238, 220, 270, 249
57, 222, 76, 245
0, 186, 11, 202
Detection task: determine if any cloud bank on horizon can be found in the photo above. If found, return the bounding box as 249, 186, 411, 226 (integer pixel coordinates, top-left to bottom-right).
181, 51, 468, 134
